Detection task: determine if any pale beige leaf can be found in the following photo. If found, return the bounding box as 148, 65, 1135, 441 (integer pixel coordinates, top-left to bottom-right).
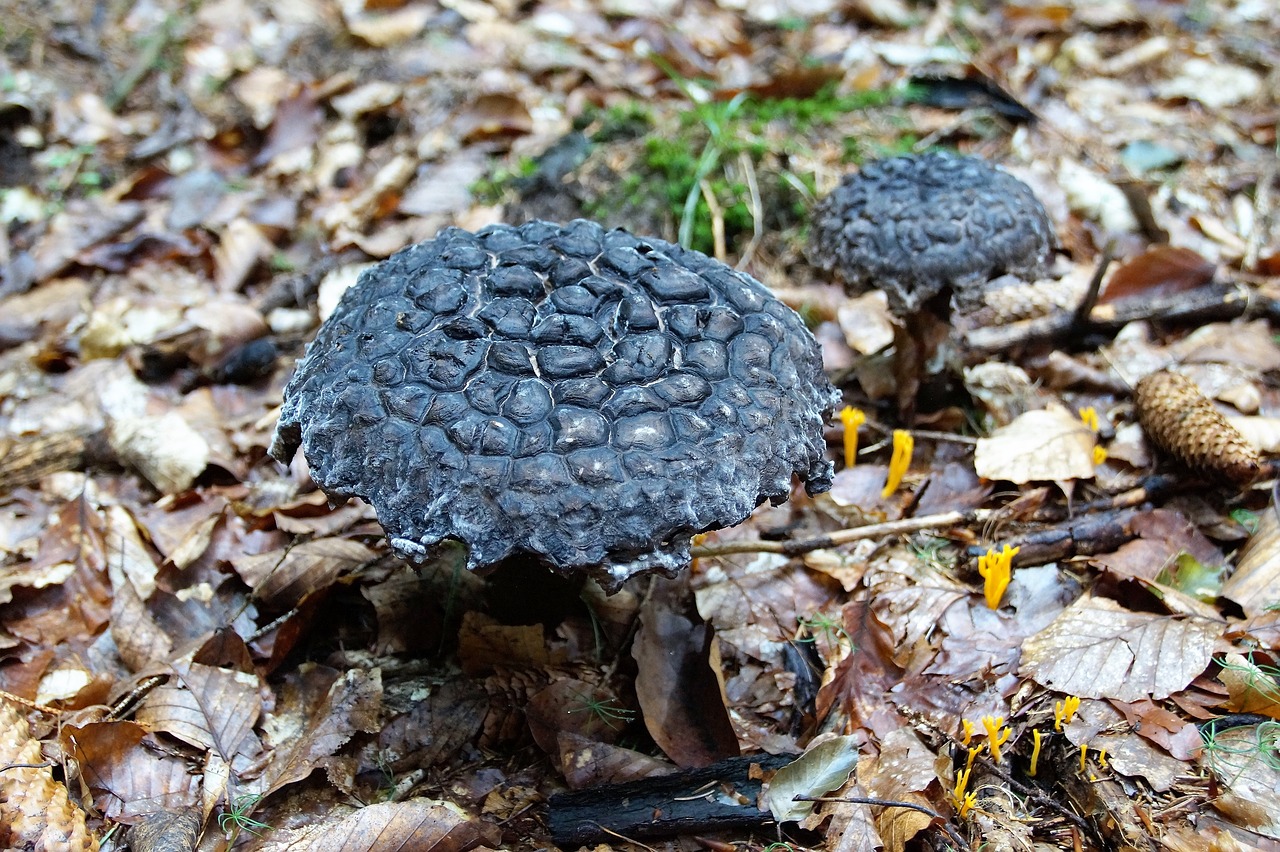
1227, 416, 1280, 453
1020, 596, 1220, 701
837, 291, 895, 355
763, 734, 860, 823
974, 403, 1097, 484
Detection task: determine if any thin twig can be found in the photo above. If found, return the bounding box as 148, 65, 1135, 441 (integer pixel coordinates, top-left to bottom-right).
691, 510, 981, 558
1070, 244, 1113, 334
794, 795, 969, 849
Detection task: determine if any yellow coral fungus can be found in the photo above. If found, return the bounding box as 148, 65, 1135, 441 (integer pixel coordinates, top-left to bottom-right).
840, 406, 865, 468
1030, 729, 1042, 776
1054, 696, 1080, 731
960, 718, 976, 746
1093, 445, 1108, 466
982, 715, 1011, 763
881, 429, 913, 497
977, 544, 1018, 609
1079, 406, 1100, 432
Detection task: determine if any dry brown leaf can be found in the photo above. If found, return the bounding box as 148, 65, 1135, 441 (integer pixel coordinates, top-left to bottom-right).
261, 668, 383, 798
1218, 653, 1280, 719
1061, 699, 1190, 792
1200, 723, 1280, 840
973, 403, 1097, 484
1020, 595, 1220, 701
254, 798, 497, 851
232, 538, 376, 609
557, 730, 674, 789
856, 728, 945, 852
375, 679, 486, 773
1099, 244, 1216, 302
457, 611, 555, 676
525, 678, 629, 755
135, 662, 262, 758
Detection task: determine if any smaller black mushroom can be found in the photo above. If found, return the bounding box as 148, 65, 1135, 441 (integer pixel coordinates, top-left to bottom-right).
809, 152, 1055, 315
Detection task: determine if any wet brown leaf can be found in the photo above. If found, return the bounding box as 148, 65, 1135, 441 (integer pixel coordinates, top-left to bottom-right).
1099, 245, 1216, 302
633, 576, 739, 767
61, 720, 200, 820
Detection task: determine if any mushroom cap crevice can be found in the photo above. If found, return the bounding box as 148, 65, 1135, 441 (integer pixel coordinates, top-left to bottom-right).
272, 219, 839, 592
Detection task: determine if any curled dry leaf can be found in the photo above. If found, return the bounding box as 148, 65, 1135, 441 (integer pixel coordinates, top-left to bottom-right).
633, 578, 740, 768
1218, 652, 1280, 719
974, 403, 1097, 484
1223, 507, 1280, 618
1199, 723, 1280, 840
1020, 595, 1220, 702
108, 411, 210, 494
1133, 370, 1260, 484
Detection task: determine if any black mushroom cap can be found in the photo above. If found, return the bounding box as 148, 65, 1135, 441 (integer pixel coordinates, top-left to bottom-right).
270, 219, 840, 591
809, 152, 1055, 315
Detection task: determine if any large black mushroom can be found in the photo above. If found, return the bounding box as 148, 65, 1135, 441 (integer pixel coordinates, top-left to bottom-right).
270, 219, 839, 591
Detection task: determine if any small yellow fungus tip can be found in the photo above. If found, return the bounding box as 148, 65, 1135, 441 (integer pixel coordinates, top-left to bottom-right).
982, 715, 1011, 763
960, 718, 976, 746
1079, 743, 1088, 772
1093, 445, 1108, 466
1098, 748, 1109, 769
840, 406, 866, 468
951, 765, 976, 817
1054, 696, 1081, 732
977, 544, 1019, 609
881, 429, 914, 498
1030, 729, 1042, 777
1079, 406, 1100, 432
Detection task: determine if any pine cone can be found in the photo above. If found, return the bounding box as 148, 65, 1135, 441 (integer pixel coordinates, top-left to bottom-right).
0, 701, 99, 852
1134, 370, 1261, 484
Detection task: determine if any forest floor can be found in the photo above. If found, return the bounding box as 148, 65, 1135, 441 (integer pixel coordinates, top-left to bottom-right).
1, 1, 1279, 850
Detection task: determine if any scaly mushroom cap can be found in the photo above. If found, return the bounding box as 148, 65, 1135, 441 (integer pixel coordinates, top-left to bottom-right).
810, 152, 1055, 314
271, 219, 839, 591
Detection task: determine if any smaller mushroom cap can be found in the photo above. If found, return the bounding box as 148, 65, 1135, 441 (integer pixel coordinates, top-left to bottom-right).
271, 220, 839, 591
810, 152, 1055, 315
